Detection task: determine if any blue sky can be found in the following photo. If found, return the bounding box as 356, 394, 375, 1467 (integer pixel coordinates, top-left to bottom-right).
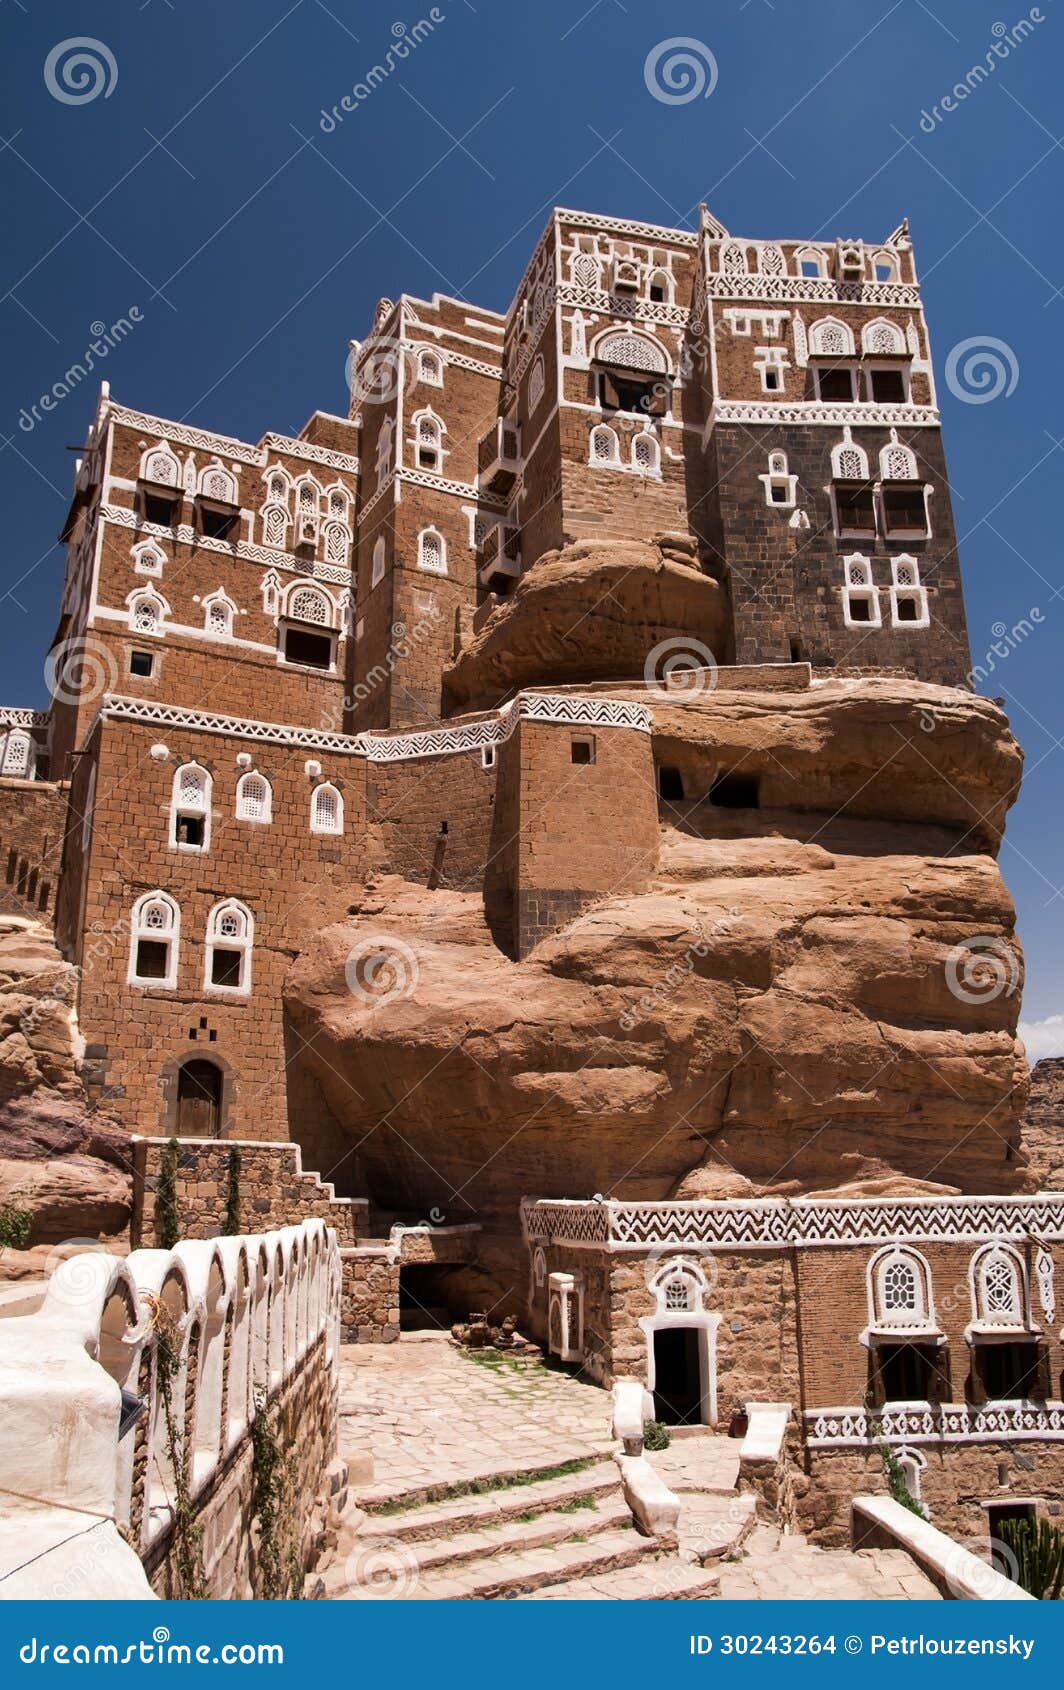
1, 0, 1061, 1046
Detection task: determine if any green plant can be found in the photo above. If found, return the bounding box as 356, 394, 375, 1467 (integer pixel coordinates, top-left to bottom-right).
1000, 1517, 1064, 1600
642, 1419, 671, 1451
250, 1390, 303, 1599
156, 1137, 180, 1250
222, 1145, 241, 1237
0, 1203, 32, 1250
147, 1295, 206, 1600
880, 1444, 924, 1519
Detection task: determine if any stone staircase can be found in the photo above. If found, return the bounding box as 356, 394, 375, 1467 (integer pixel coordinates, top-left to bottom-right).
323, 1449, 743, 1601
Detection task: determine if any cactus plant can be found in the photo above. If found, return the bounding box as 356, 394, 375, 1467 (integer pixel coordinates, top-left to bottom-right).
1000, 1517, 1064, 1600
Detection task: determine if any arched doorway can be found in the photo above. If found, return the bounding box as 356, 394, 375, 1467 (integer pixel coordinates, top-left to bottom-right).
176, 1058, 223, 1137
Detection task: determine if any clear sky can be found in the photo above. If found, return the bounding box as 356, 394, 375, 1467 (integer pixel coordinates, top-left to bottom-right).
1, 0, 1060, 1050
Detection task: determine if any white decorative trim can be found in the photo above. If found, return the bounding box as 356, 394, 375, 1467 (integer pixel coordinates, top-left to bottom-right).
100, 503, 354, 577
556, 207, 698, 248
106, 404, 359, 474
90, 692, 652, 764
706, 274, 921, 306
0, 708, 49, 728
1036, 1247, 1056, 1325
804, 1402, 1064, 1449
520, 1194, 1064, 1252
709, 400, 939, 428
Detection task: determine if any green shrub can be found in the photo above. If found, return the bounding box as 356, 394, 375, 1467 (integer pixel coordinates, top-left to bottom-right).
0, 1204, 32, 1250
642, 1418, 671, 1451
156, 1137, 180, 1250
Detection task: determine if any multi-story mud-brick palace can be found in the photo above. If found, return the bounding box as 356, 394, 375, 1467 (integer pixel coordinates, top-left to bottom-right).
2, 204, 1061, 1546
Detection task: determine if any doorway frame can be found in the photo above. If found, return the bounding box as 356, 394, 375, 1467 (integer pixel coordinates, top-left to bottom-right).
639, 1309, 721, 1427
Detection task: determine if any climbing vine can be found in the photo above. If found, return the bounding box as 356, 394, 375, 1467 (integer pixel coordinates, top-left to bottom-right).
249, 1389, 304, 1599
145, 1292, 207, 1600
222, 1146, 242, 1237
156, 1137, 180, 1250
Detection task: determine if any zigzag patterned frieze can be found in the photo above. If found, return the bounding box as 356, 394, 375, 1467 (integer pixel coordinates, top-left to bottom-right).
554, 284, 693, 330
0, 708, 50, 728
522, 1194, 1064, 1251
555, 208, 699, 248
805, 1402, 1064, 1449
105, 405, 359, 474
99, 505, 353, 579
93, 693, 652, 764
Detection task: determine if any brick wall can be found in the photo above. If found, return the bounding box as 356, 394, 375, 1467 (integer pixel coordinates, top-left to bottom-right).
0, 779, 67, 921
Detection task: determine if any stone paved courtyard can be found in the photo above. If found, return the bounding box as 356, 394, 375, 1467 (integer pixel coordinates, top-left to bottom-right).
331, 1339, 942, 1600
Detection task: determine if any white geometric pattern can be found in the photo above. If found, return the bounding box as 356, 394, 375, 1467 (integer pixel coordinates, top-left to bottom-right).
805, 1402, 1064, 1449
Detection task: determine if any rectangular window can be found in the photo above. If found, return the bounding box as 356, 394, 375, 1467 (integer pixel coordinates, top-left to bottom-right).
816, 366, 856, 403
598, 371, 668, 417
570, 736, 596, 765
198, 506, 238, 542
882, 484, 928, 537
141, 490, 179, 527
210, 948, 243, 988
834, 481, 877, 537
283, 627, 333, 670
174, 814, 205, 848
134, 939, 170, 980
129, 650, 155, 678
975, 1341, 1040, 1402
868, 367, 907, 404
877, 1342, 936, 1402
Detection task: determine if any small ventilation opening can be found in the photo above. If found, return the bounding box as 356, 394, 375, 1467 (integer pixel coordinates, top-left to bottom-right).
129, 650, 155, 677
570, 737, 595, 765
710, 773, 759, 809
657, 765, 685, 801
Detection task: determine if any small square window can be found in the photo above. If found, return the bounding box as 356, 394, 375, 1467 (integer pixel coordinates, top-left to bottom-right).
142, 491, 178, 527
199, 506, 238, 542
848, 596, 873, 623
835, 481, 877, 537
800, 259, 821, 278
764, 368, 780, 391
175, 813, 205, 848
770, 483, 788, 504
134, 939, 169, 980
882, 485, 928, 536
571, 737, 595, 765
129, 650, 155, 678
283, 627, 333, 669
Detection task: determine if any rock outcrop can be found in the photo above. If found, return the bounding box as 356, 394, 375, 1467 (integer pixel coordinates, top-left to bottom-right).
1021, 1058, 1064, 1190
285, 675, 1028, 1299
0, 917, 131, 1245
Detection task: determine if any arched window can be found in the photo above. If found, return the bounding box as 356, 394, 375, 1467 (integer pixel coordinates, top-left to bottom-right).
288, 585, 333, 627
132, 539, 166, 577
831, 430, 870, 481
593, 330, 669, 375
296, 478, 321, 519
650, 1258, 708, 1315
139, 442, 181, 487
880, 438, 918, 480
417, 348, 443, 386
631, 431, 660, 474
872, 249, 899, 282
129, 890, 180, 988
868, 1246, 936, 1333
0, 728, 33, 778
371, 535, 386, 587
862, 318, 906, 356
171, 761, 211, 851
375, 416, 394, 488
795, 246, 827, 279
971, 1245, 1029, 1330
198, 462, 238, 505
128, 589, 167, 637
889, 555, 929, 627
841, 553, 881, 628
261, 570, 281, 617
413, 410, 444, 473
310, 782, 343, 836
203, 592, 235, 638
759, 449, 797, 508
323, 521, 351, 565
205, 898, 254, 995
417, 527, 447, 575
647, 268, 671, 303
528, 354, 545, 413
265, 469, 290, 503
809, 317, 856, 357
235, 770, 272, 824
589, 424, 620, 466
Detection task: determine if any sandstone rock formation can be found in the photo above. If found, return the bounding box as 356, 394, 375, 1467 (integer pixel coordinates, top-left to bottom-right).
0, 917, 130, 1245
1021, 1058, 1064, 1190
443, 536, 729, 712
286, 675, 1028, 1300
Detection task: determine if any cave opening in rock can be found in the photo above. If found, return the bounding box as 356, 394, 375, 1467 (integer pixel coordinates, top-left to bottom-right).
399, 1264, 460, 1333
652, 1326, 703, 1425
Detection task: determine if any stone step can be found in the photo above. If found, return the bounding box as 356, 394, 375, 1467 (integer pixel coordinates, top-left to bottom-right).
518, 1560, 722, 1600
353, 1459, 621, 1542
332, 1523, 658, 1601
350, 1450, 614, 1515
677, 1493, 758, 1562
327, 1495, 635, 1595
